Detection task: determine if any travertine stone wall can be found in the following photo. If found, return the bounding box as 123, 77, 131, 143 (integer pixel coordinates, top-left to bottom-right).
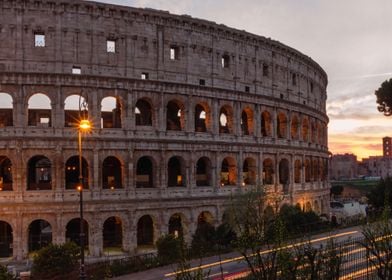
0, 0, 330, 260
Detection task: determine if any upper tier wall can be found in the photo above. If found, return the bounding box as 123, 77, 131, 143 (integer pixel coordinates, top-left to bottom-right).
0, 0, 328, 114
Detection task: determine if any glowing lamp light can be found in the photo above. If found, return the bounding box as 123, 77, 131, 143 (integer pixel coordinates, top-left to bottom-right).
77, 185, 83, 192
79, 119, 91, 131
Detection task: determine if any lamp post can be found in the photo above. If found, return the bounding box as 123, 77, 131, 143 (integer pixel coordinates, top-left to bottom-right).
78, 118, 91, 280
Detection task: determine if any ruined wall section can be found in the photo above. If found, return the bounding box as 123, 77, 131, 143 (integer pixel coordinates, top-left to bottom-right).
0, 0, 327, 114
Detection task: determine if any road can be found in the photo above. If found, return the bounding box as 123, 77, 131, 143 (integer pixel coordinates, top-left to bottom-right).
114, 225, 366, 280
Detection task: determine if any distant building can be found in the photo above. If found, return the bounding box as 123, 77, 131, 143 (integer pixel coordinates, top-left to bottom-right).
329, 154, 358, 180
383, 137, 392, 158
360, 156, 392, 178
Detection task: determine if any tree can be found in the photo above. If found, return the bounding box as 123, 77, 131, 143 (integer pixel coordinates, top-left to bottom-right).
376, 78, 392, 116
330, 185, 343, 197
0, 265, 15, 280
367, 177, 392, 210
31, 242, 80, 280
156, 234, 184, 264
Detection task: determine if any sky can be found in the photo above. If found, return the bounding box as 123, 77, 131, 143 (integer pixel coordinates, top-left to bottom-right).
91, 0, 392, 160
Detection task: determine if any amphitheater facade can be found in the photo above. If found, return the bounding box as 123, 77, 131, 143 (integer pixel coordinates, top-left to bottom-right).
0, 0, 329, 260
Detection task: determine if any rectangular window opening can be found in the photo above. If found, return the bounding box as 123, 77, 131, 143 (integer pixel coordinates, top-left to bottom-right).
141, 72, 149, 80
221, 55, 230, 68
170, 46, 179, 60
245, 86, 250, 93
199, 79, 205, 86
107, 40, 116, 53
310, 82, 314, 93
34, 33, 45, 47
292, 74, 297, 86
263, 64, 269, 77
72, 67, 81, 75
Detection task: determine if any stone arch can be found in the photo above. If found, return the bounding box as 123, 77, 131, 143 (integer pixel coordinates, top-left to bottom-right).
65, 155, 89, 190
263, 158, 274, 185
220, 157, 237, 186
277, 112, 287, 138
0, 92, 13, 127
194, 103, 211, 132
65, 218, 89, 248
196, 157, 212, 187
302, 117, 309, 142
279, 158, 290, 193
166, 99, 185, 131
261, 110, 272, 137
0, 221, 12, 257
101, 96, 122, 128
311, 119, 317, 143
291, 115, 299, 139
103, 216, 123, 252
102, 156, 123, 189
219, 105, 234, 134
317, 122, 323, 144
0, 156, 12, 191
168, 213, 189, 239
28, 219, 52, 252
137, 215, 154, 246
294, 159, 301, 184
167, 156, 186, 187
135, 98, 153, 126
64, 94, 88, 128
27, 155, 52, 190
136, 156, 155, 188
313, 158, 319, 181
241, 107, 254, 136
243, 157, 256, 185
27, 93, 52, 127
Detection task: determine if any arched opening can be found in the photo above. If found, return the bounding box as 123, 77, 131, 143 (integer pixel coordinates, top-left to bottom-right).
0, 93, 13, 127
27, 156, 52, 190
28, 93, 51, 127
241, 108, 253, 136
220, 157, 237, 186
101, 96, 122, 128
219, 106, 233, 134
261, 111, 272, 137
103, 217, 123, 251
243, 158, 256, 185
263, 158, 274, 185
65, 218, 88, 248
102, 156, 122, 189
65, 156, 88, 190
137, 215, 154, 246
302, 118, 309, 142
0, 221, 12, 257
279, 159, 290, 193
311, 120, 317, 143
277, 112, 287, 138
168, 213, 186, 238
28, 219, 52, 252
305, 159, 311, 182
136, 156, 154, 188
314, 200, 320, 214
318, 123, 323, 144
166, 100, 184, 131
294, 160, 301, 184
313, 159, 319, 181
167, 156, 185, 187
0, 156, 12, 191
64, 95, 88, 127
197, 211, 214, 227
291, 115, 299, 139
196, 157, 211, 187
195, 104, 207, 132
305, 202, 312, 212
135, 99, 152, 126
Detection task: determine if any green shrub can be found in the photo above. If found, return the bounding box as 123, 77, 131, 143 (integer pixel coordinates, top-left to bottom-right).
31, 242, 79, 280
156, 234, 184, 264
0, 264, 15, 280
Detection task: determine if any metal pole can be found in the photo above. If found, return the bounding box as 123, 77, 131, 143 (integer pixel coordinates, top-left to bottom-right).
78, 130, 86, 280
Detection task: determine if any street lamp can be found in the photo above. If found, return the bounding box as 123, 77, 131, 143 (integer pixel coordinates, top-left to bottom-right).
77, 118, 91, 280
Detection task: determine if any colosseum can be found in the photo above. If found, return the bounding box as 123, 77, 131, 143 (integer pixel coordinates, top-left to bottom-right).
0, 0, 329, 260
